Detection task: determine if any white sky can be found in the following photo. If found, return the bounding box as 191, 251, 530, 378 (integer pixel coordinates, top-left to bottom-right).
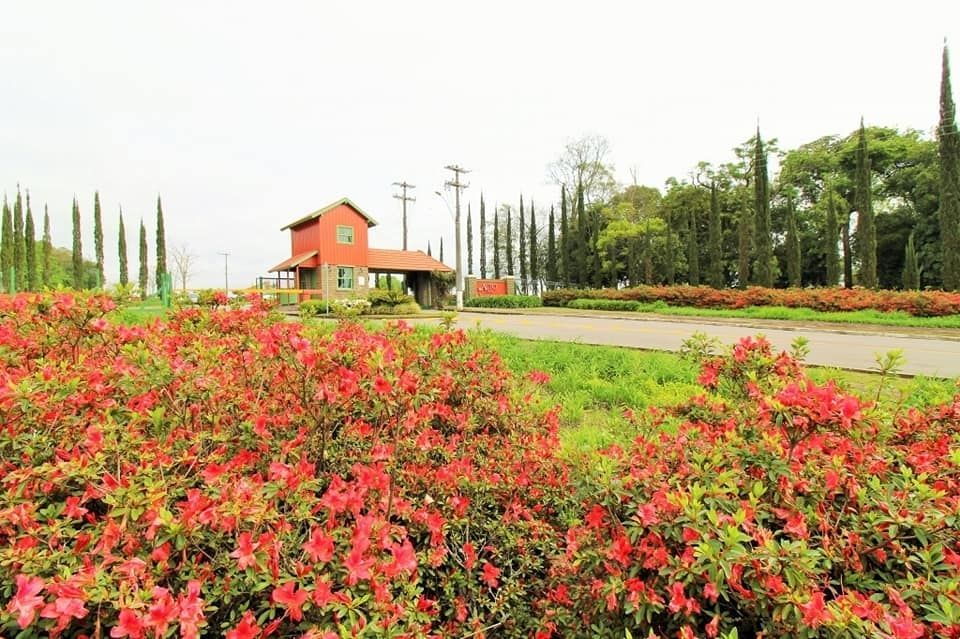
2, 1, 958, 288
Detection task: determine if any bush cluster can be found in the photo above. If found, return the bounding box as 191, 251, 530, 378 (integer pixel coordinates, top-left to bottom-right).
543, 285, 960, 317
3, 293, 960, 638
464, 295, 543, 309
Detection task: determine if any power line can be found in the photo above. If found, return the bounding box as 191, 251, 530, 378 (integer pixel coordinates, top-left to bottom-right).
443, 165, 470, 310
392, 181, 416, 251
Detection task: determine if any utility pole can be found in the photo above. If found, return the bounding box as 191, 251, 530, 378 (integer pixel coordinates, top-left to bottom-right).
444, 164, 469, 310
218, 252, 230, 293
392, 181, 416, 250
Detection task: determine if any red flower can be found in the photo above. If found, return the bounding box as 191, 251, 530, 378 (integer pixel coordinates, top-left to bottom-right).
302, 527, 335, 563
463, 541, 477, 570
272, 582, 309, 622
384, 539, 418, 576
703, 581, 719, 603
110, 609, 145, 639
230, 532, 260, 569
373, 375, 392, 395
799, 591, 832, 628
481, 561, 501, 588
225, 611, 260, 639
6, 574, 44, 629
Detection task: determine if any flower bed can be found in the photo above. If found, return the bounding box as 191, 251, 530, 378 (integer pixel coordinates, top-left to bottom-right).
543, 285, 960, 317
2, 293, 960, 638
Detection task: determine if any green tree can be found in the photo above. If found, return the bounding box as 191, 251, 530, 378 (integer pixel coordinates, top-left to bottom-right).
753, 130, 774, 287
479, 195, 487, 279
1, 198, 11, 291
439, 237, 443, 263
528, 201, 538, 293
42, 205, 52, 288
546, 205, 557, 288
72, 197, 83, 289
574, 184, 587, 286
785, 193, 801, 287
155, 195, 167, 293
118, 208, 129, 286
824, 186, 840, 286
664, 206, 676, 285
466, 203, 473, 276
707, 182, 723, 288
902, 232, 921, 289
547, 134, 617, 204
13, 187, 24, 290
687, 205, 700, 286
493, 210, 501, 279
505, 206, 514, 276
519, 196, 527, 289
559, 186, 569, 286
427, 240, 432, 257
940, 43, 960, 290
25, 195, 37, 290
854, 119, 878, 288
139, 219, 148, 299
94, 191, 105, 287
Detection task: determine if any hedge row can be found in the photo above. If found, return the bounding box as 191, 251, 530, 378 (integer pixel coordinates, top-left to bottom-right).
544, 285, 960, 317
464, 294, 542, 308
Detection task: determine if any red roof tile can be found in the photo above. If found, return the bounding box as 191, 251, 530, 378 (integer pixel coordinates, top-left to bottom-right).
367, 248, 452, 272
268, 250, 318, 272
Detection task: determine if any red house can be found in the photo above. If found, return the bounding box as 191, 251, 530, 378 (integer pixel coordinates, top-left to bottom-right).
267, 197, 451, 306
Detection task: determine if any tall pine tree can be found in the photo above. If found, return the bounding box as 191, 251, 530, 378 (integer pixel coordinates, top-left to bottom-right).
559, 186, 569, 287
664, 207, 676, 285
24, 193, 36, 290
1, 198, 11, 292
903, 232, 921, 290
94, 191, 105, 288
707, 182, 723, 288
427, 240, 432, 257
785, 193, 801, 288
518, 196, 527, 289
546, 205, 557, 288
479, 195, 487, 279
155, 196, 167, 293
574, 183, 586, 286
824, 185, 840, 286
72, 197, 83, 289
493, 210, 501, 278
439, 237, 444, 263
14, 187, 24, 290
737, 204, 752, 289
505, 207, 514, 276
939, 42, 960, 290
466, 202, 473, 275
138, 219, 148, 299
42, 206, 52, 288
753, 129, 774, 287
687, 205, 700, 286
118, 208, 129, 286
529, 201, 538, 293
855, 118, 877, 289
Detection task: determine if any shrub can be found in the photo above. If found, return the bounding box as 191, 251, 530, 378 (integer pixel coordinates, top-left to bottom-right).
567, 298, 642, 312
464, 295, 542, 308
0, 292, 570, 638
299, 298, 329, 318
367, 288, 414, 307
370, 301, 422, 315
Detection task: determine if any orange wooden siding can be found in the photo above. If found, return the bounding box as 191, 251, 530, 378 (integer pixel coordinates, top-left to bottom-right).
290, 203, 369, 267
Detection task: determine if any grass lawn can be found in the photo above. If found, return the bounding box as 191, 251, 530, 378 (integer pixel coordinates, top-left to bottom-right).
109, 297, 169, 323
551, 300, 960, 329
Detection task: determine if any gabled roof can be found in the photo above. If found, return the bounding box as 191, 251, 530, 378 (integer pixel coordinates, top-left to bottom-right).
268, 250, 318, 272
368, 248, 452, 273
281, 197, 379, 231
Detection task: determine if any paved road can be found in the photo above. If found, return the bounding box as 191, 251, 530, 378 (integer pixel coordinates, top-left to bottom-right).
439, 312, 960, 378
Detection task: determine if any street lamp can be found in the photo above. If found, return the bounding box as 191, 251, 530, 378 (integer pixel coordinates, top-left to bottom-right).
434, 191, 463, 310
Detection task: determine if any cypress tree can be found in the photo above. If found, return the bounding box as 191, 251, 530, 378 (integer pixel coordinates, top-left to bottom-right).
546, 205, 557, 288
24, 194, 36, 291
575, 183, 586, 286
42, 206, 52, 288
529, 201, 538, 293
903, 232, 921, 290
439, 237, 444, 263
753, 129, 773, 287
687, 205, 700, 286
493, 210, 501, 278
737, 205, 752, 289
72, 198, 83, 289
559, 186, 569, 286
587, 204, 603, 287
479, 195, 487, 279
427, 240, 432, 257
519, 196, 527, 289
643, 218, 654, 284
664, 207, 676, 285
855, 118, 877, 288
94, 191, 105, 288
118, 208, 129, 286
466, 203, 473, 275
785, 193, 801, 288
155, 196, 167, 293
1, 198, 11, 292
939, 42, 960, 290
138, 219, 148, 299
842, 210, 854, 289
506, 207, 514, 276
824, 186, 840, 286
14, 187, 24, 291
707, 182, 723, 288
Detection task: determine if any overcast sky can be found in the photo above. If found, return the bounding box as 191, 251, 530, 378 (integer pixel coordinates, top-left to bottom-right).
2, 1, 958, 288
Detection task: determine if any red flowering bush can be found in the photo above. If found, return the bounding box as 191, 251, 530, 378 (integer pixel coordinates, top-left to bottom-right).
543, 285, 960, 317
544, 336, 960, 638
0, 293, 571, 638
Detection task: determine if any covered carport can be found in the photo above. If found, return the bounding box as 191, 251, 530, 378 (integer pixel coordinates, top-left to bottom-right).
367, 248, 452, 308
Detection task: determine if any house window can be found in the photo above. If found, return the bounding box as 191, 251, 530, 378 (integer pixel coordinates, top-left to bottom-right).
336, 225, 355, 244
337, 266, 355, 290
